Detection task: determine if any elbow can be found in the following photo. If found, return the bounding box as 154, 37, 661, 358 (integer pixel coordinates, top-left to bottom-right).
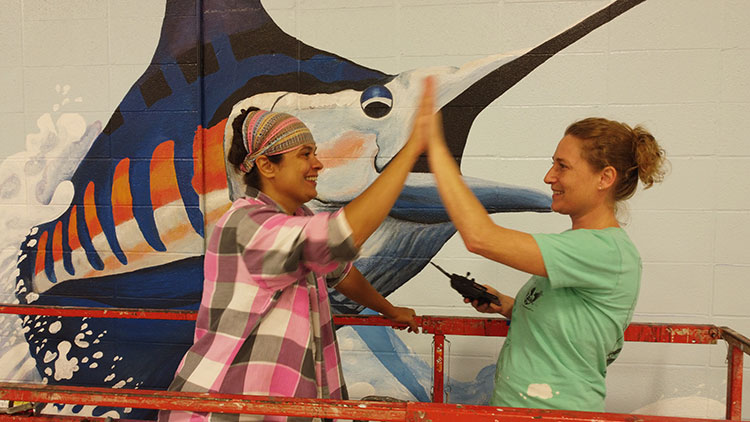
462, 232, 488, 256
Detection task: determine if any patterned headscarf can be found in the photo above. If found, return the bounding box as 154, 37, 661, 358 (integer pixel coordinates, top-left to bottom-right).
239, 109, 316, 173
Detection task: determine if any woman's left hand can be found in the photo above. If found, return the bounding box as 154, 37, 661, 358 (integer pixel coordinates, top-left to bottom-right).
385, 306, 420, 333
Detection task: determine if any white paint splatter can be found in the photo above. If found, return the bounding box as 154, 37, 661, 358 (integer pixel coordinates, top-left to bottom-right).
43, 350, 57, 363
74, 332, 89, 348
89, 362, 98, 369
81, 357, 89, 363
92, 351, 103, 359
25, 292, 39, 303
527, 383, 553, 400
53, 341, 79, 381
104, 373, 115, 382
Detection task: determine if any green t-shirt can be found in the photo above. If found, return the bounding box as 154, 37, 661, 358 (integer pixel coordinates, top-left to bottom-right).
491, 227, 641, 411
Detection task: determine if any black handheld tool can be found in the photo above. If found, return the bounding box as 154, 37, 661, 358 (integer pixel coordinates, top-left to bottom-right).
429, 262, 501, 306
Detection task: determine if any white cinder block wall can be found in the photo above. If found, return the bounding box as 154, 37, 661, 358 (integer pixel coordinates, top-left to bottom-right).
0, 0, 748, 419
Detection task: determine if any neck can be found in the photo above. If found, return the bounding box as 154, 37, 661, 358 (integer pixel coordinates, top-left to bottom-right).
570, 205, 619, 230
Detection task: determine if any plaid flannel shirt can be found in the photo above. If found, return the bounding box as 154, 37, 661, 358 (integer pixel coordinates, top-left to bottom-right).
159, 188, 358, 422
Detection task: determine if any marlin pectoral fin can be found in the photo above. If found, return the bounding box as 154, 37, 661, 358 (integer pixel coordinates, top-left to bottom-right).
389, 173, 551, 224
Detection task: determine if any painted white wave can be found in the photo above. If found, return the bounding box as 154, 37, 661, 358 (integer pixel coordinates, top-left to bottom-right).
0, 86, 102, 388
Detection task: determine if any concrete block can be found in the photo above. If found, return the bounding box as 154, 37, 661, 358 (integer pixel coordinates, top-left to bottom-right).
636, 262, 712, 316
628, 211, 714, 264
109, 17, 164, 65
715, 158, 750, 210
607, 50, 720, 105
0, 67, 23, 113
718, 103, 750, 156
298, 6, 399, 60
400, 3, 502, 57
23, 19, 108, 67
712, 265, 750, 317
629, 157, 717, 211
607, 0, 721, 51
715, 213, 750, 265
110, 0, 167, 18
23, 0, 106, 21
499, 53, 608, 106
0, 15, 23, 66
721, 49, 750, 103
0, 113, 26, 157
499, 0, 608, 53
607, 103, 719, 157
723, 0, 750, 49
23, 66, 109, 114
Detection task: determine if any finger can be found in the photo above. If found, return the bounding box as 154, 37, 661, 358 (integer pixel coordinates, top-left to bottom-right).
418, 76, 435, 115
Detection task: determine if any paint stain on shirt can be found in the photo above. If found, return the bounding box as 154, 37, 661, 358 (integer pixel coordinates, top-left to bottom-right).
527, 383, 554, 399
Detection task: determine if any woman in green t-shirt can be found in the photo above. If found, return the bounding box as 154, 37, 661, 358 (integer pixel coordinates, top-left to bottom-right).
424, 108, 667, 410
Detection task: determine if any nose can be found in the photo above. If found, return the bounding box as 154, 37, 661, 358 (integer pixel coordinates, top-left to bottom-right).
312, 154, 324, 170
543, 166, 555, 185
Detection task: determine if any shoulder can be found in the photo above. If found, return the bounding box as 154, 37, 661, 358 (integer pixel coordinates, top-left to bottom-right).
533, 228, 639, 262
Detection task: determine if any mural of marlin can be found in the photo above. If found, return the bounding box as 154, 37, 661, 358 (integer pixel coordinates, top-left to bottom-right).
12, 0, 646, 419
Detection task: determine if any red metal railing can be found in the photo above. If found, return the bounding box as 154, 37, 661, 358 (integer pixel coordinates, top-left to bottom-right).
0, 304, 747, 421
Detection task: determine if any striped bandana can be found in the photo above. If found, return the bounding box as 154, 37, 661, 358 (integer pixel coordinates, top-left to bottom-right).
239, 109, 316, 173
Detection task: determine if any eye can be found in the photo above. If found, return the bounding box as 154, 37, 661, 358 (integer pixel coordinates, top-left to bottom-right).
360, 85, 393, 119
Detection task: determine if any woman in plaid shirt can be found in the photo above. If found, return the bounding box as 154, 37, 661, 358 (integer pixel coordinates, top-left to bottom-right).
158, 79, 437, 422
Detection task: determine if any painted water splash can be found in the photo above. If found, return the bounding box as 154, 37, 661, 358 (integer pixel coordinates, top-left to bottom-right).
0, 86, 125, 418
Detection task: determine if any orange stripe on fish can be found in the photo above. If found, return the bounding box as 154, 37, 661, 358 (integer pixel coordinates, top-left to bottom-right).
150, 141, 181, 209
52, 221, 63, 263
192, 121, 229, 195
68, 206, 80, 252
112, 158, 135, 225
34, 231, 48, 278
84, 182, 104, 240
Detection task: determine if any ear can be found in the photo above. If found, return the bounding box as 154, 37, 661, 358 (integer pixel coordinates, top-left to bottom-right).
599, 165, 617, 190
255, 156, 276, 180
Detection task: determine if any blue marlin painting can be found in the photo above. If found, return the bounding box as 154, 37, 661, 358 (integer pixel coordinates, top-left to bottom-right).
6, 0, 647, 419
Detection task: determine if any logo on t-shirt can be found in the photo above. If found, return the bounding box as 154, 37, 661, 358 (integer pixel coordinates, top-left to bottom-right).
523, 286, 543, 309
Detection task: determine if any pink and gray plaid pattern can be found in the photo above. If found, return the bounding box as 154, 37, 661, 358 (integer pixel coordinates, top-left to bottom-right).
159, 188, 358, 422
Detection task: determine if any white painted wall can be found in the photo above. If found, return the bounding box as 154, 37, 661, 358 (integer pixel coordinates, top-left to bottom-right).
0, 0, 748, 419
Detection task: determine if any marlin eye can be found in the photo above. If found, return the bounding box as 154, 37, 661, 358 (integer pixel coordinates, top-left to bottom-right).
360, 85, 393, 119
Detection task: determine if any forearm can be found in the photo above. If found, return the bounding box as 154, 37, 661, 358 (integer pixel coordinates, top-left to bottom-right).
335, 267, 397, 317
427, 139, 500, 249
343, 141, 422, 248
427, 127, 546, 276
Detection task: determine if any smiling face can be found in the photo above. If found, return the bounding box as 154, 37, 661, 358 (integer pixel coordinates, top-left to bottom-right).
262, 144, 323, 213
543, 135, 605, 223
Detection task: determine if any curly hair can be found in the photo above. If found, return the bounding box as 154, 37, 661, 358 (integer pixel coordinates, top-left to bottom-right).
565, 117, 668, 202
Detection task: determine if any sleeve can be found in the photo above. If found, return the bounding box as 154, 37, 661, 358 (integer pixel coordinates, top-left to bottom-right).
235, 205, 359, 290
532, 230, 623, 290
325, 261, 353, 289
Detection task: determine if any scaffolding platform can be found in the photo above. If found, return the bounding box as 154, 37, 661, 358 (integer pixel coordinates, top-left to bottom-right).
0, 304, 747, 421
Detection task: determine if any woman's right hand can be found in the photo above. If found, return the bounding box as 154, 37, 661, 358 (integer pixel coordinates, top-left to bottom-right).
464, 284, 513, 318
